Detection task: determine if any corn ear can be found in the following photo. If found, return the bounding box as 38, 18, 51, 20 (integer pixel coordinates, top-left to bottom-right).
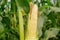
18, 7, 24, 40
25, 2, 38, 40
15, 0, 24, 40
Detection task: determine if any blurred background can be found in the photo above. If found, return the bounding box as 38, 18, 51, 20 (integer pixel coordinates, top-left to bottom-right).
0, 0, 60, 40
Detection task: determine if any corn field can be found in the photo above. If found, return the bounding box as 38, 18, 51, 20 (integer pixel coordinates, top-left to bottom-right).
0, 0, 60, 40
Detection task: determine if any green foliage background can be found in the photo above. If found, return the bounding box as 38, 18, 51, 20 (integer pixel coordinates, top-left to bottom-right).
0, 0, 60, 40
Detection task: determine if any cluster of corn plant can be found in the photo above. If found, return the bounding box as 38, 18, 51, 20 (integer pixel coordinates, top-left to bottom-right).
0, 0, 60, 40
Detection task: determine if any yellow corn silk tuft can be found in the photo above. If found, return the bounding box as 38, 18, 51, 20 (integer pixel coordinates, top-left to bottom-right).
25, 2, 38, 40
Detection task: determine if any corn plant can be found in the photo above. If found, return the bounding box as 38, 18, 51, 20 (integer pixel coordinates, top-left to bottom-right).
0, 0, 60, 40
